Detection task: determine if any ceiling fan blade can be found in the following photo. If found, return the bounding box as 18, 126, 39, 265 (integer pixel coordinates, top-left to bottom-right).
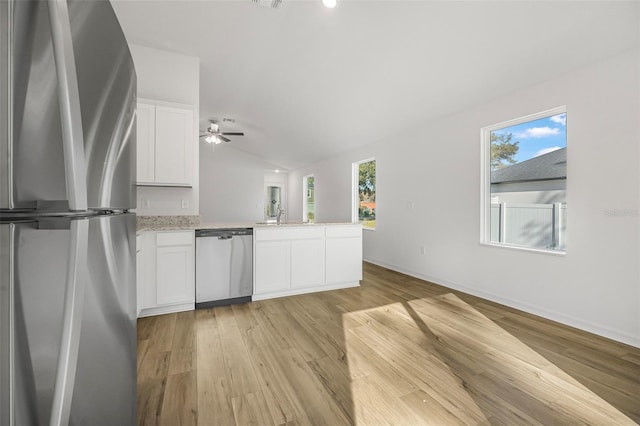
220, 132, 244, 136
219, 135, 231, 143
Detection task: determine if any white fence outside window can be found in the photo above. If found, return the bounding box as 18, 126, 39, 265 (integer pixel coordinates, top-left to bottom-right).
490, 203, 566, 251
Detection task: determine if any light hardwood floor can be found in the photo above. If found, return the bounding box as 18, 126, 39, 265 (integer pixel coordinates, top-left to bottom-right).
137, 262, 640, 425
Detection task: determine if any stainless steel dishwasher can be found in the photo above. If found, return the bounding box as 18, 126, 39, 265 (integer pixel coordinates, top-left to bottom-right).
195, 228, 253, 308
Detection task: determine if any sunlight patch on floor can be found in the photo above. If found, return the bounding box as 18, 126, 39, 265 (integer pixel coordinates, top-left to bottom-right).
341, 293, 635, 425
342, 298, 488, 425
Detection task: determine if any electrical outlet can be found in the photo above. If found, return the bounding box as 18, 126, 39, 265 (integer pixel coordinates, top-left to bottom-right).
141, 198, 149, 209
419, 245, 425, 255
181, 199, 189, 209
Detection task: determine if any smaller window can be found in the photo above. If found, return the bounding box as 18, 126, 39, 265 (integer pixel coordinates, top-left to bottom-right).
352, 158, 376, 230
303, 174, 315, 223
481, 107, 567, 253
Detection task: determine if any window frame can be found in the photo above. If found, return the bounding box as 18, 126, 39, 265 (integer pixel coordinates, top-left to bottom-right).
480, 106, 567, 255
352, 157, 376, 230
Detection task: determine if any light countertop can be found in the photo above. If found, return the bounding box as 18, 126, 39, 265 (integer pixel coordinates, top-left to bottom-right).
136, 215, 360, 232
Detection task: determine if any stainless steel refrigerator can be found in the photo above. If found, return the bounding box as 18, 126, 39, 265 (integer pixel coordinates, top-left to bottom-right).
0, 0, 137, 424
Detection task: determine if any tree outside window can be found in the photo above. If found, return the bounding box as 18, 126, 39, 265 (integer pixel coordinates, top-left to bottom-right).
353, 158, 376, 229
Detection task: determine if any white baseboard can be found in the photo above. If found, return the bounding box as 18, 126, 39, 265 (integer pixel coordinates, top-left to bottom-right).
138, 301, 194, 318
364, 257, 640, 349
252, 281, 360, 301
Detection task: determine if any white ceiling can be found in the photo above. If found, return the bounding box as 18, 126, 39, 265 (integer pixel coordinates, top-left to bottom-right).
112, 0, 638, 170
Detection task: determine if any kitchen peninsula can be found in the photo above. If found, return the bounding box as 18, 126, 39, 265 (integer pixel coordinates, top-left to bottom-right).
136, 216, 362, 316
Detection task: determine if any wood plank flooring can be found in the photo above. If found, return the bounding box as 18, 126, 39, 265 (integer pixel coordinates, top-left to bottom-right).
137, 262, 640, 425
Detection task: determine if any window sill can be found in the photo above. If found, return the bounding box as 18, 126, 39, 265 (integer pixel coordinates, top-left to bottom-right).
481, 242, 566, 256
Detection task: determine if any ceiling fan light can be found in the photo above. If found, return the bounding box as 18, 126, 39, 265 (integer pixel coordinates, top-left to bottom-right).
205, 136, 214, 143
322, 0, 336, 8
214, 137, 223, 145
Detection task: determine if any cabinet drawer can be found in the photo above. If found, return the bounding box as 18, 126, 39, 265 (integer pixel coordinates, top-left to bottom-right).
326, 226, 362, 238
157, 231, 193, 246
255, 226, 325, 241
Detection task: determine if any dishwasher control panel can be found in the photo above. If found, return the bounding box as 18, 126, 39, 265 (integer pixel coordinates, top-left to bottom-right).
196, 228, 253, 238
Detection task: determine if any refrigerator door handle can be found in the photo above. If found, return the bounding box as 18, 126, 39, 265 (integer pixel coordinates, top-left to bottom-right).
0, 0, 11, 210
49, 218, 89, 426
47, 0, 88, 212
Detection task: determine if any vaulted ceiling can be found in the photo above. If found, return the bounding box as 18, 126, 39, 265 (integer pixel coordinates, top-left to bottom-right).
112, 1, 638, 170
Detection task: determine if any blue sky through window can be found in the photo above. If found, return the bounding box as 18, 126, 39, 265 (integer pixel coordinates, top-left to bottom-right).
492, 113, 567, 164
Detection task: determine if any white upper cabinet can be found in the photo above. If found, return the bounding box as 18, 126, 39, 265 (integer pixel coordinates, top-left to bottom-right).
136, 100, 194, 187
154, 106, 193, 185
136, 103, 156, 184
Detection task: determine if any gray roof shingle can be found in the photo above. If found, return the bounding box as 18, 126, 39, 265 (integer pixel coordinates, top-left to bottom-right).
491, 147, 566, 184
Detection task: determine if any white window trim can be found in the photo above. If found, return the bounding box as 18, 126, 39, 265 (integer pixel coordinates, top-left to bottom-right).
480, 106, 567, 255
352, 157, 376, 230
302, 173, 314, 223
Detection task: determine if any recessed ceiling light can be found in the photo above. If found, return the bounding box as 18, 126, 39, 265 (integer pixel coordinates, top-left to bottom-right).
322, 0, 336, 8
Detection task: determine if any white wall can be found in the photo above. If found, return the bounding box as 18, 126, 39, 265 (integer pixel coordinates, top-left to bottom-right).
131, 44, 200, 216
199, 145, 283, 223
289, 49, 640, 347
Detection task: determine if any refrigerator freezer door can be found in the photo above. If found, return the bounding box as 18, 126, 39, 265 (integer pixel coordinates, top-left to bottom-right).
2, 0, 136, 211
0, 213, 136, 425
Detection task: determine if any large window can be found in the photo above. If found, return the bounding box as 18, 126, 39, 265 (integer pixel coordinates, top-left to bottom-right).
352, 158, 376, 230
481, 107, 567, 253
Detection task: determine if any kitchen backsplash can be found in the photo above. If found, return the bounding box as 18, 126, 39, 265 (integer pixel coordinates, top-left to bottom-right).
136, 215, 201, 228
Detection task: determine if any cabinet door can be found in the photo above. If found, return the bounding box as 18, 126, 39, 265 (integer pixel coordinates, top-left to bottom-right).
139, 231, 157, 311
326, 237, 363, 284
291, 239, 325, 288
136, 234, 143, 316
154, 106, 193, 185
156, 244, 195, 305
254, 241, 290, 293
136, 103, 156, 183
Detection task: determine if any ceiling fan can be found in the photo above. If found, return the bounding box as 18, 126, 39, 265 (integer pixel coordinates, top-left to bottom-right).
199, 119, 244, 145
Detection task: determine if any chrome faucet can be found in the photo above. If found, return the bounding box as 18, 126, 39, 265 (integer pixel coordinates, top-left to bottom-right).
276, 204, 285, 224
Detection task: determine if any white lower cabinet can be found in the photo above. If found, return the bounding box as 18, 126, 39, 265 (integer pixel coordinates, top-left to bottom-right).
253, 225, 361, 300
156, 245, 193, 305
326, 226, 363, 284
255, 241, 291, 293
136, 233, 144, 317
291, 239, 325, 288
138, 230, 195, 317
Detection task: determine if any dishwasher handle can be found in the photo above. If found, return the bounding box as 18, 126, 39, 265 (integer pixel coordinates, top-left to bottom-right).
218, 235, 232, 240
196, 228, 253, 238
